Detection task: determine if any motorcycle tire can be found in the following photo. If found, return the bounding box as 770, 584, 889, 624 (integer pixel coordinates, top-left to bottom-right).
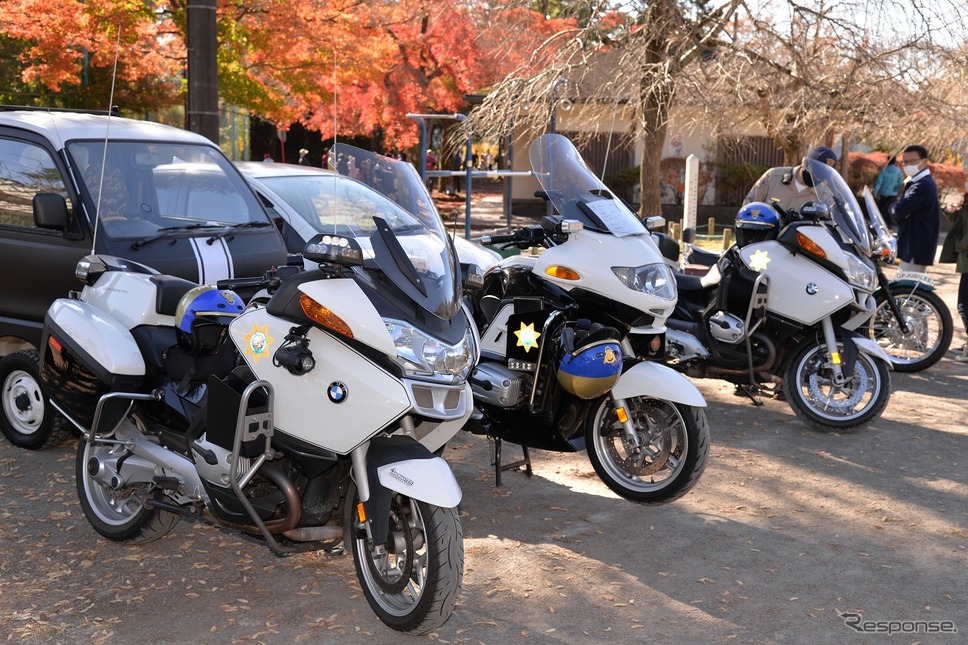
347, 488, 463, 635
0, 349, 71, 449
785, 338, 891, 433
585, 398, 710, 504
75, 426, 180, 544
866, 285, 953, 372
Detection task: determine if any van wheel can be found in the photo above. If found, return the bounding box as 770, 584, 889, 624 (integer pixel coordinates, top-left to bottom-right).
0, 349, 71, 449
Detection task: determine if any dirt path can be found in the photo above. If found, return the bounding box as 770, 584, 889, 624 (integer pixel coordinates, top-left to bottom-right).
1, 262, 966, 644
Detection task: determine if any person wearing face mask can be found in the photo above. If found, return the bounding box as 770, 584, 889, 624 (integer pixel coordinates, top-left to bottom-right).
889, 144, 941, 273
743, 145, 839, 217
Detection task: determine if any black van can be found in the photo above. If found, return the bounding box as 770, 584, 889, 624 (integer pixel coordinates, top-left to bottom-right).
0, 107, 287, 448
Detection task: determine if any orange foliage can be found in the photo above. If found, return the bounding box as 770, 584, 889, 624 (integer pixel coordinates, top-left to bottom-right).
1, 0, 574, 147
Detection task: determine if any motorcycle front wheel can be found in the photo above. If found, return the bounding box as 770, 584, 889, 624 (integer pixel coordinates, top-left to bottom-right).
866, 285, 953, 372
348, 490, 463, 634
785, 339, 891, 433
75, 422, 179, 544
585, 397, 710, 504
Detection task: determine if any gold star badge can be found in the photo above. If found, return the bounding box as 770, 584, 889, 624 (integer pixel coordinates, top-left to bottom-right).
749, 249, 771, 272
244, 324, 274, 362
514, 322, 541, 353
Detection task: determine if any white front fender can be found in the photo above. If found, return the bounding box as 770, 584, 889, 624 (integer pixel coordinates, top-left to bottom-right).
377, 457, 462, 508
611, 361, 707, 407
851, 336, 895, 370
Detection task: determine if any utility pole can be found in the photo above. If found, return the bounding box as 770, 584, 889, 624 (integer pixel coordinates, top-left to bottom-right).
186, 0, 219, 143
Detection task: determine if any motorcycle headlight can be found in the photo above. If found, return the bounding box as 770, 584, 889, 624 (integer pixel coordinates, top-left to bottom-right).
385, 319, 476, 383
843, 251, 876, 292
612, 262, 677, 301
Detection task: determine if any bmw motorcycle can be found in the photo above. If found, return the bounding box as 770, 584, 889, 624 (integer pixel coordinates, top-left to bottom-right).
665, 185, 953, 373
663, 158, 894, 432
465, 134, 710, 505
39, 144, 476, 634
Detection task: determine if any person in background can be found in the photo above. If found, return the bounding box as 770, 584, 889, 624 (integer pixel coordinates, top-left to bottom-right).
425, 149, 438, 192
873, 156, 903, 228
321, 147, 330, 169
262, 152, 274, 163
940, 190, 968, 362
298, 148, 312, 166
889, 145, 941, 273
743, 145, 838, 215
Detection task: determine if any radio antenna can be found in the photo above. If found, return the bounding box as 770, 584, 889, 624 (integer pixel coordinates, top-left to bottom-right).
91, 23, 122, 253
331, 50, 337, 159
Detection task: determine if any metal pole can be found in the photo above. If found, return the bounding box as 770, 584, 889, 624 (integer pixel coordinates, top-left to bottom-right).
549, 77, 566, 135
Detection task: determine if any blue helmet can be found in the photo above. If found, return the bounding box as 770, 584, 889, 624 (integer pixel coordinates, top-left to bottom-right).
735, 201, 780, 247
175, 285, 244, 353
557, 337, 623, 399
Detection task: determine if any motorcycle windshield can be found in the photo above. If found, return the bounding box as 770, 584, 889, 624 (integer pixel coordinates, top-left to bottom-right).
529, 134, 646, 237
328, 143, 459, 319
803, 158, 872, 256
861, 186, 893, 242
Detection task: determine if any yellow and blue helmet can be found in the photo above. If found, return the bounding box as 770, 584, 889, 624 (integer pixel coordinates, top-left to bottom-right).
556, 335, 623, 400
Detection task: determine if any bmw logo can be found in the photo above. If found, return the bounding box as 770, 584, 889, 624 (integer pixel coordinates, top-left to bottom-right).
328, 381, 348, 403
805, 283, 819, 295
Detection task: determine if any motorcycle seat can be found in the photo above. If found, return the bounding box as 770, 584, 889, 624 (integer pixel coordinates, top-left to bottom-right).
674, 271, 716, 294
150, 275, 197, 316
686, 246, 721, 266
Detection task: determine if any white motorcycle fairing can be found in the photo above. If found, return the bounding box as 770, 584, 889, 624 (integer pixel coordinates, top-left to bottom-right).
230, 305, 411, 455
739, 239, 854, 326
611, 360, 707, 407
533, 229, 676, 328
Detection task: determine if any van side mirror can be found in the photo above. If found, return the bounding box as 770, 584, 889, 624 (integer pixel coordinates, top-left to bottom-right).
33, 193, 69, 230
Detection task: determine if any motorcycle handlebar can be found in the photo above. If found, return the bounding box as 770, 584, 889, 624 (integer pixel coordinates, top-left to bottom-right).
217, 265, 303, 293
481, 225, 547, 249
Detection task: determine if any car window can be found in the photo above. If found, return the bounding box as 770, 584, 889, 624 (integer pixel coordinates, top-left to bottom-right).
0, 139, 70, 229
68, 141, 267, 239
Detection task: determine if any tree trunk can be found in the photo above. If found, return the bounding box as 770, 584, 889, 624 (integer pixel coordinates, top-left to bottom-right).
637, 77, 672, 218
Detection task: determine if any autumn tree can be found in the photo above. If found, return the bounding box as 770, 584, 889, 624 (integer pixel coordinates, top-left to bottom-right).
469, 0, 744, 216
693, 0, 968, 166
1, 0, 555, 149
0, 0, 183, 113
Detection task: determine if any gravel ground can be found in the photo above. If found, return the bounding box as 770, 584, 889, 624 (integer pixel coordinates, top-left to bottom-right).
1, 257, 966, 645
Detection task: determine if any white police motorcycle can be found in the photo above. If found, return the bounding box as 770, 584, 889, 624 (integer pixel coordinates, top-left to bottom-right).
663, 158, 894, 432
465, 134, 710, 504
39, 144, 476, 634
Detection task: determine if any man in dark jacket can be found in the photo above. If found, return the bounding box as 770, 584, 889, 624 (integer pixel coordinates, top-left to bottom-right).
890, 145, 941, 272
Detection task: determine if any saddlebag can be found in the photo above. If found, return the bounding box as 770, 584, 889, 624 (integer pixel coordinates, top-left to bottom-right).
41, 316, 144, 431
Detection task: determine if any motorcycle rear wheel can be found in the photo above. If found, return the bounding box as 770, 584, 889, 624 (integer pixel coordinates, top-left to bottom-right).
348, 490, 463, 634
76, 428, 179, 544
785, 338, 891, 433
867, 285, 953, 372
585, 398, 710, 504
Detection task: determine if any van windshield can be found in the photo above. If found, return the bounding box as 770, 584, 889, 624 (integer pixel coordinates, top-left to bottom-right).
67, 140, 268, 240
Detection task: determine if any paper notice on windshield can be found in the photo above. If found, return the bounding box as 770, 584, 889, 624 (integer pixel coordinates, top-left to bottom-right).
585, 199, 645, 237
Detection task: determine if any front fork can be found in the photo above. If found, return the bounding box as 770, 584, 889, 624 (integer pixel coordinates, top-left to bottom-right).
610, 395, 643, 450
875, 265, 911, 335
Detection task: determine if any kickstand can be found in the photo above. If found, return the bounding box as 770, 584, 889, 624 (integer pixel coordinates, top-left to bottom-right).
736, 383, 764, 406
489, 437, 533, 487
